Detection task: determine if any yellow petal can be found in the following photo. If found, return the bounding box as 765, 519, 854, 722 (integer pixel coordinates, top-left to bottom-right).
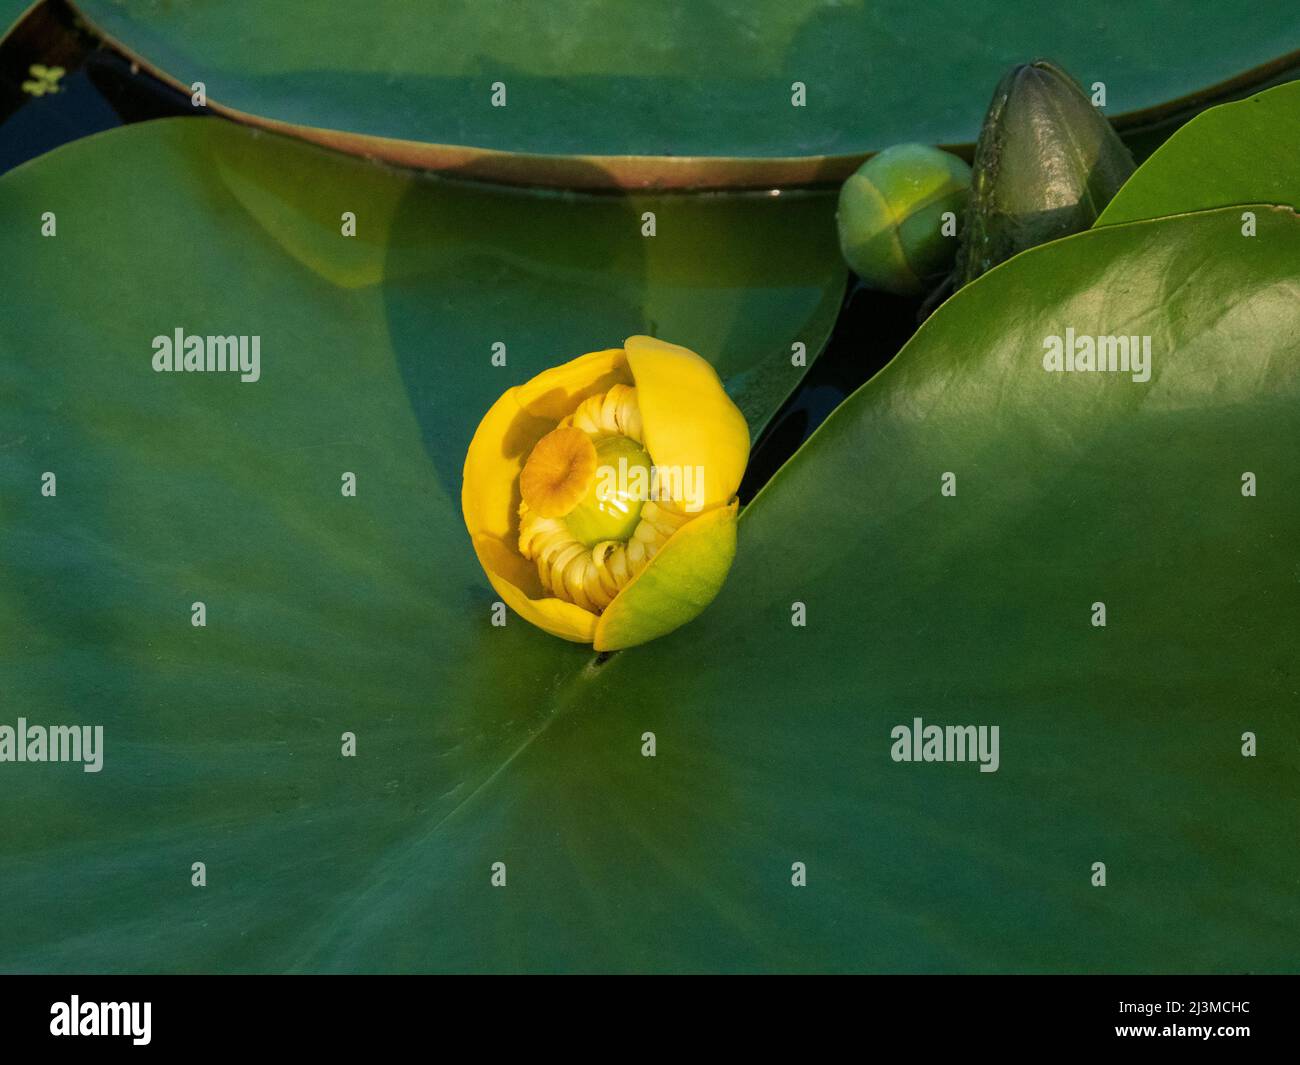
463, 349, 628, 642
594, 500, 738, 651
472, 535, 597, 643
624, 336, 749, 510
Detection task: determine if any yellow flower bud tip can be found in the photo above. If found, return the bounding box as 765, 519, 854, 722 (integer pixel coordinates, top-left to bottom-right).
519, 425, 597, 518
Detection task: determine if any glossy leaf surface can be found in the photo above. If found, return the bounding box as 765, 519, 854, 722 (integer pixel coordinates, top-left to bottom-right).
1, 119, 1296, 972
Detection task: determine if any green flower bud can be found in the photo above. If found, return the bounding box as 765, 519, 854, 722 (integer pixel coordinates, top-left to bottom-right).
956, 59, 1135, 287
836, 143, 971, 296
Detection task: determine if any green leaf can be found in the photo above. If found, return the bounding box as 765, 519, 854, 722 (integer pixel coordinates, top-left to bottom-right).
1099, 78, 1300, 225
75, 0, 1300, 187
0, 117, 839, 970
3, 117, 1298, 972
1, 1, 33, 36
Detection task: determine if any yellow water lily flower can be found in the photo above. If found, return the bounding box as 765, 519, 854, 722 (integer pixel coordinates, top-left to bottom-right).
462, 336, 749, 650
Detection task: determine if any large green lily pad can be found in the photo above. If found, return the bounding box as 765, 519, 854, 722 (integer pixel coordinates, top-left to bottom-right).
1, 116, 1297, 972
1099, 78, 1300, 224
74, 0, 1300, 186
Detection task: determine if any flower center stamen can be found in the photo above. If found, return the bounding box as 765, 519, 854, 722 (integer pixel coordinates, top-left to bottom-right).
516, 385, 693, 614
565, 434, 653, 547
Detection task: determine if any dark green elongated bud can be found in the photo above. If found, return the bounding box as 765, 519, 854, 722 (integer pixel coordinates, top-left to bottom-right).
837, 143, 971, 296
956, 59, 1135, 286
